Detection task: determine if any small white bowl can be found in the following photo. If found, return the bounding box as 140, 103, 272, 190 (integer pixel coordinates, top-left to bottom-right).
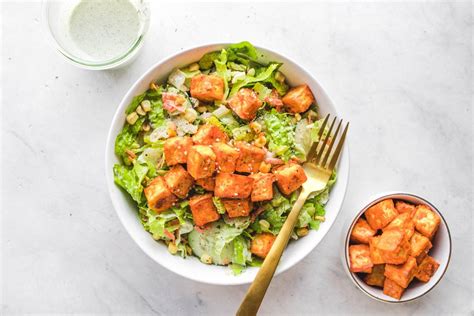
105, 43, 350, 285
342, 192, 452, 303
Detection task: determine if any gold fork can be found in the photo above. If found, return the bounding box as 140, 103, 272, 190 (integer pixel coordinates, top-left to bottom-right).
237, 114, 349, 316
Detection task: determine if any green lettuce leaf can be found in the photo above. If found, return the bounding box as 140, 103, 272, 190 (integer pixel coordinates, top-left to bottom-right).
148, 100, 166, 128
228, 63, 280, 98
214, 49, 231, 99
199, 51, 221, 70
212, 197, 226, 214
262, 109, 296, 161
232, 236, 251, 266
113, 163, 148, 203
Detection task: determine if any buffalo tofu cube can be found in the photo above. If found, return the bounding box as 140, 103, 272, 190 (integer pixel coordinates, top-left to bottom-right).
378, 228, 405, 252
349, 244, 373, 273
249, 173, 275, 202
187, 145, 216, 179
350, 218, 377, 244
409, 232, 432, 257
369, 236, 385, 265
383, 278, 405, 300
164, 136, 192, 166
281, 84, 315, 113
196, 177, 215, 191
164, 164, 194, 198
273, 163, 307, 195
235, 142, 266, 173
192, 124, 228, 145
365, 199, 399, 230
251, 233, 276, 258
415, 250, 429, 265
189, 193, 220, 226
382, 239, 410, 265
415, 256, 440, 282
383, 212, 415, 240
214, 173, 254, 199
227, 88, 263, 120
384, 257, 418, 288
144, 177, 177, 213
190, 74, 225, 102
212, 142, 240, 173
395, 200, 416, 216
365, 264, 386, 288
412, 205, 441, 239
222, 199, 252, 218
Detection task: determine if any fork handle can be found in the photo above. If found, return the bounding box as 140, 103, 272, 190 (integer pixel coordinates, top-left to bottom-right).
236, 188, 311, 316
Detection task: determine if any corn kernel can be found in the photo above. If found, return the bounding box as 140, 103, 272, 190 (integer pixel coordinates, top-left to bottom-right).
141, 100, 152, 112
168, 242, 178, 255
254, 134, 267, 148
259, 219, 270, 231
259, 162, 271, 173
136, 105, 146, 116
249, 121, 262, 133
126, 112, 138, 125
275, 71, 285, 83
296, 227, 309, 237
188, 63, 200, 71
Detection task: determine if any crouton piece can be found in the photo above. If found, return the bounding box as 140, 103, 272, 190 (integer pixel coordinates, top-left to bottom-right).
412, 205, 441, 239
235, 142, 266, 173
163, 165, 194, 198
187, 145, 216, 179
384, 212, 415, 240
383, 278, 405, 300
190, 74, 225, 102
163, 136, 193, 166
369, 236, 385, 264
227, 88, 263, 120
192, 124, 228, 146
350, 218, 377, 244
249, 173, 275, 202
189, 193, 220, 226
196, 177, 215, 191
378, 228, 405, 252
395, 200, 416, 216
409, 232, 433, 257
281, 84, 315, 113
251, 233, 276, 258
384, 257, 418, 288
144, 177, 177, 213
415, 256, 440, 282
349, 244, 373, 273
365, 199, 399, 230
214, 173, 254, 199
382, 239, 410, 265
365, 264, 386, 288
273, 163, 307, 195
222, 199, 253, 218
212, 142, 240, 173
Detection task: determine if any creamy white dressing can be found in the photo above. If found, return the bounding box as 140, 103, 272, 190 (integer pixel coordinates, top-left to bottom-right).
68, 0, 140, 61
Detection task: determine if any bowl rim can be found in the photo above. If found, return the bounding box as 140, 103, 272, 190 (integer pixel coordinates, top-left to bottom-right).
105, 42, 350, 285
343, 191, 452, 303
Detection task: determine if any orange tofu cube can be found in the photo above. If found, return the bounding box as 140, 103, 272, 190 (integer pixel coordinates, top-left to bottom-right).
190, 74, 225, 102
144, 177, 177, 213
212, 142, 240, 173
235, 142, 266, 173
350, 218, 377, 244
365, 199, 399, 230
415, 256, 440, 282
377, 228, 405, 252
273, 163, 307, 195
349, 244, 373, 273
409, 232, 432, 257
365, 264, 386, 288
281, 84, 315, 113
251, 233, 276, 258
249, 173, 275, 202
412, 205, 441, 239
163, 136, 192, 166
222, 198, 253, 218
383, 278, 405, 300
227, 88, 263, 120
192, 124, 228, 145
384, 257, 418, 288
163, 164, 194, 198
382, 239, 410, 265
395, 200, 416, 216
214, 173, 254, 199
415, 250, 429, 265
196, 177, 215, 191
189, 193, 220, 226
369, 236, 385, 264
187, 145, 216, 179
384, 212, 415, 240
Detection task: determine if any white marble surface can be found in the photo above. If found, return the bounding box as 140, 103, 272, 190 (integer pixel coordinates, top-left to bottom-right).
1, 1, 472, 315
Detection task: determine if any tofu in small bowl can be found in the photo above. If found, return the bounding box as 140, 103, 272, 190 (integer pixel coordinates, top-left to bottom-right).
342, 192, 451, 303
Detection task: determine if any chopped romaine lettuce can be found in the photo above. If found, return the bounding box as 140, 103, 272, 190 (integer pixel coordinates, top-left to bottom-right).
199, 51, 221, 70
148, 100, 166, 128
115, 116, 146, 164
294, 118, 313, 160
113, 163, 148, 203
262, 109, 296, 161
232, 125, 255, 142
228, 63, 280, 98
212, 197, 226, 214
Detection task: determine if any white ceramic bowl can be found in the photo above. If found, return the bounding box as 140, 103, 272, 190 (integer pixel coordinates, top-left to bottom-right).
342, 192, 451, 302
105, 43, 350, 285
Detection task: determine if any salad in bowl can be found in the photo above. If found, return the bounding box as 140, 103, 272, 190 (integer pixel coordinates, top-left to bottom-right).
112, 42, 337, 275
